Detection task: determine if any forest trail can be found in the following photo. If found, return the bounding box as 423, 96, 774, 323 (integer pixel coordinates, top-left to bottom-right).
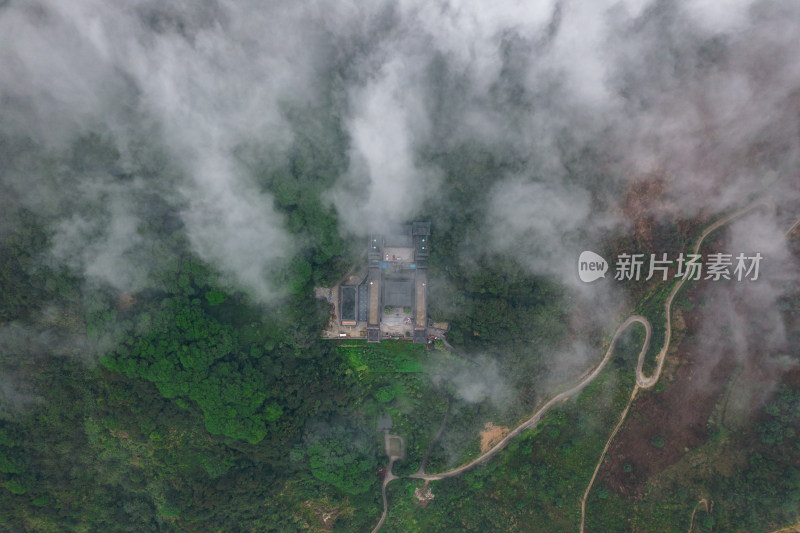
414, 401, 450, 476
371, 431, 404, 533
770, 522, 800, 533
686, 499, 710, 533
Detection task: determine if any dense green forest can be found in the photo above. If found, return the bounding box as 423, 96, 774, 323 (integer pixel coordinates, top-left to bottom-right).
0, 128, 581, 531
1, 102, 799, 533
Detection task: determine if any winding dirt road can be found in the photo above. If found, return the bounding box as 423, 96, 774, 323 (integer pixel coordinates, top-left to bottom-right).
413, 200, 772, 484
579, 199, 775, 532
411, 314, 652, 481
372, 199, 780, 532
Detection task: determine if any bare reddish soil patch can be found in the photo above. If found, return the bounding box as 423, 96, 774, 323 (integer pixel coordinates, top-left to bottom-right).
619, 176, 666, 250
302, 499, 345, 531
599, 287, 735, 497
480, 422, 509, 454
412, 481, 435, 508
600, 277, 797, 497
781, 367, 800, 388
116, 292, 137, 311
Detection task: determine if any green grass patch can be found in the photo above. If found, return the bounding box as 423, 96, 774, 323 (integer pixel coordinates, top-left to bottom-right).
337, 341, 427, 374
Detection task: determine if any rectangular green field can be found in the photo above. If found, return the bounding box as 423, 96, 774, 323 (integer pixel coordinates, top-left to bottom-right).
335, 340, 426, 373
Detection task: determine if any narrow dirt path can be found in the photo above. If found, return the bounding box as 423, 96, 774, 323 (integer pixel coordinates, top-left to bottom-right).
769, 522, 800, 533
686, 499, 709, 533
414, 401, 450, 476
579, 386, 640, 530
785, 217, 800, 238
580, 199, 774, 532
371, 460, 394, 533
371, 431, 405, 533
